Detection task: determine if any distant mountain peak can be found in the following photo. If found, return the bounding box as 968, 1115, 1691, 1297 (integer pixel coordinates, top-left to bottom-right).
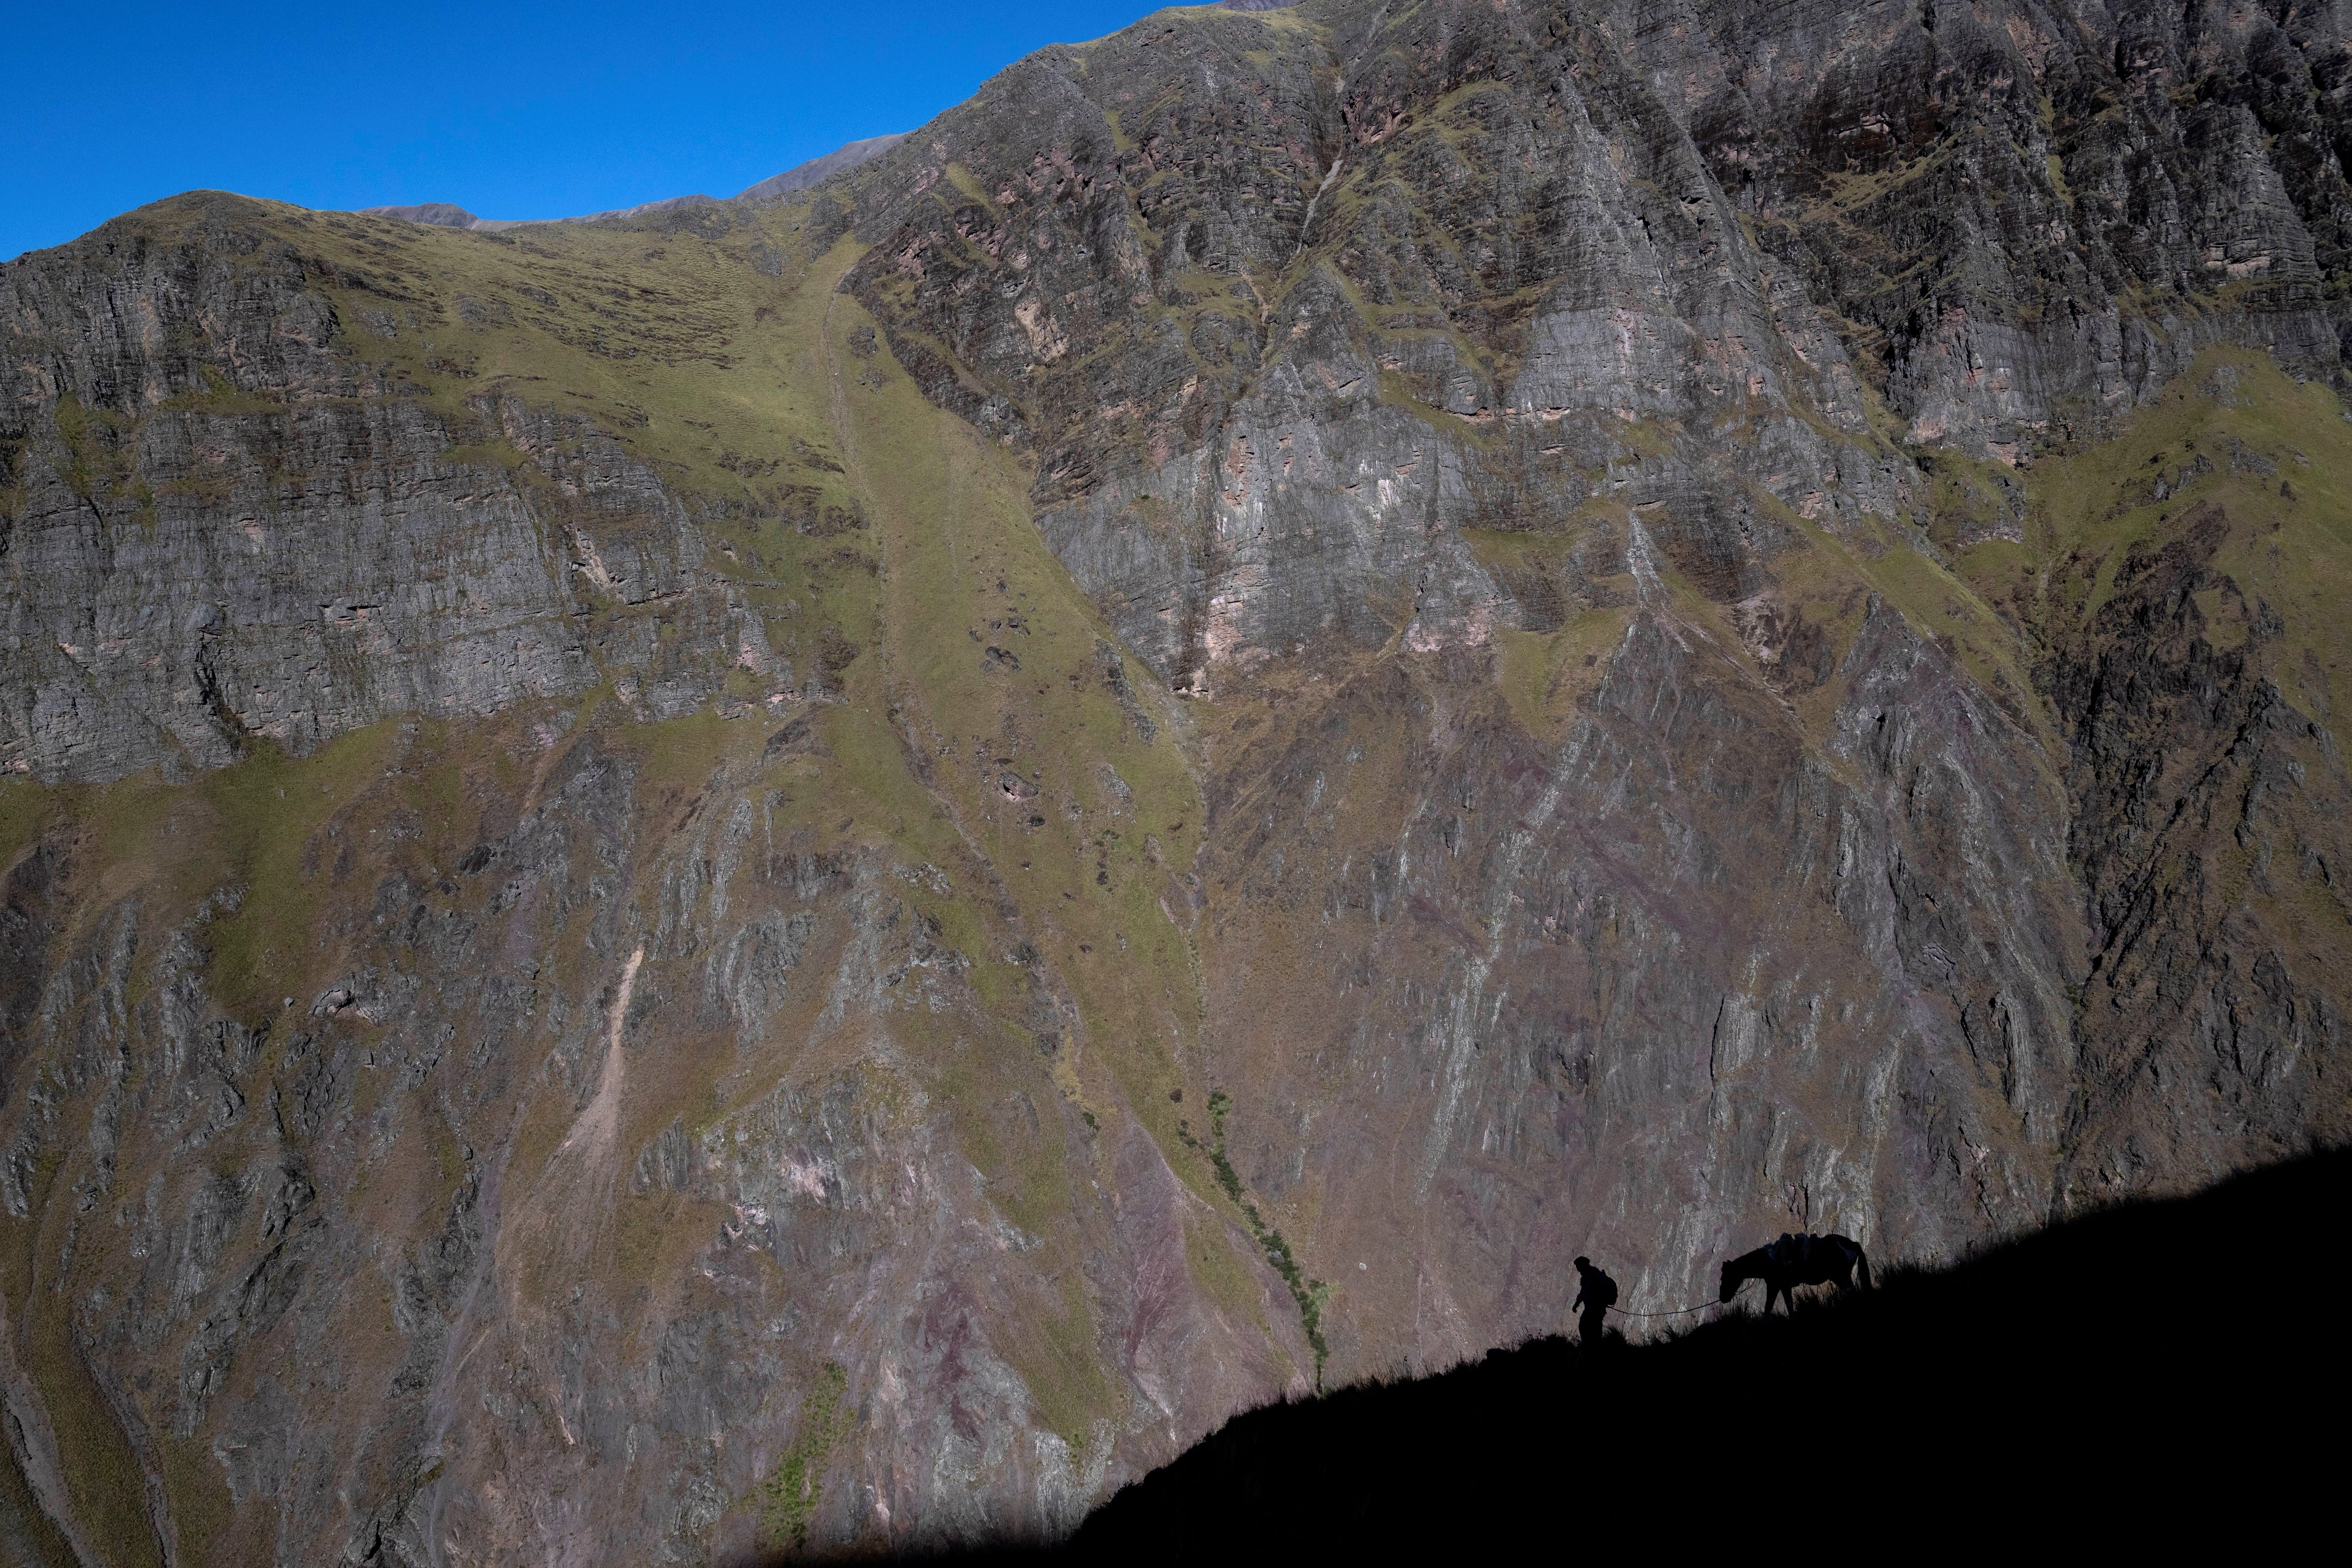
735, 133, 908, 204
359, 134, 908, 234
359, 202, 506, 231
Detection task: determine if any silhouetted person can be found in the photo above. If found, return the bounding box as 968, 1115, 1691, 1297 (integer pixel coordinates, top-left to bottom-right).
1571, 1256, 1617, 1347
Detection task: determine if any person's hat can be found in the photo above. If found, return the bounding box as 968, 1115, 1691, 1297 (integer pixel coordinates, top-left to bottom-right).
1574, 1255, 1589, 1268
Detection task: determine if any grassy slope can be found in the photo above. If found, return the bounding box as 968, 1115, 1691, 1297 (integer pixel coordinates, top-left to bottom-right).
1990, 348, 2352, 724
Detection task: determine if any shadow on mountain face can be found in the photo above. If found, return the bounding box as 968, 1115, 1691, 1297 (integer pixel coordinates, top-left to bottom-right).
938, 1150, 2349, 1561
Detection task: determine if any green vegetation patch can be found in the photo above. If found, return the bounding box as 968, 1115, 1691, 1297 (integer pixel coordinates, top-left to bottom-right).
759, 1361, 849, 1553
1493, 608, 1635, 743
154, 365, 288, 418
0, 777, 62, 874
1202, 1089, 1329, 1386
193, 724, 402, 1023
2009, 350, 2352, 719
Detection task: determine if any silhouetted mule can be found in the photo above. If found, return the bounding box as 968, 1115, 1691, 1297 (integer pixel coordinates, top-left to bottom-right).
1719, 1233, 1872, 1314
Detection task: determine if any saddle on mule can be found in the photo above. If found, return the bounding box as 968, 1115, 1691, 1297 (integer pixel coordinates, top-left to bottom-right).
1719, 1232, 1872, 1314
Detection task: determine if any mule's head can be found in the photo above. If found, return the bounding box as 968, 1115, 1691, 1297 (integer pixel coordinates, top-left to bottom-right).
1718, 1261, 1741, 1304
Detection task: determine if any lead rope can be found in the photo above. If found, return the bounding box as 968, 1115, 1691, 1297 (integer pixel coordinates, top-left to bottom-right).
1602, 1277, 1756, 1318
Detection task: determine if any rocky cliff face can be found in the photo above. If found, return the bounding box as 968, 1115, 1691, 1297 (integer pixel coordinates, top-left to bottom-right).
829, 0, 2352, 1360
0, 208, 791, 783
2, 2, 2349, 1563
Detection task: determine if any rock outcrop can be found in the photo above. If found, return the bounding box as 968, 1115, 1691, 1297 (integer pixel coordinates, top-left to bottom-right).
0, 203, 794, 783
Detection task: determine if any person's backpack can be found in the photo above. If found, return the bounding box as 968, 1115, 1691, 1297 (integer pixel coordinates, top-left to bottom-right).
1597, 1273, 1618, 1309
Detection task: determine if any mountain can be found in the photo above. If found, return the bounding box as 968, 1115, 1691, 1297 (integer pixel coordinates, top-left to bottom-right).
2, 0, 2349, 1561
358, 133, 909, 235
356, 203, 517, 232
735, 134, 910, 204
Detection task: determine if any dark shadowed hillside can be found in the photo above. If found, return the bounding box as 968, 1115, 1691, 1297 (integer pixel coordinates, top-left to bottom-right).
1049, 1148, 2350, 1558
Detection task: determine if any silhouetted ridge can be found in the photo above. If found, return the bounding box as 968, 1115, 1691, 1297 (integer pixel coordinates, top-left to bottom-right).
1042, 1152, 2349, 1558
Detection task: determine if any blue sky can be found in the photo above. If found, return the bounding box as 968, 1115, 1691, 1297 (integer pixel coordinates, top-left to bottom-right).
2, 2, 1158, 261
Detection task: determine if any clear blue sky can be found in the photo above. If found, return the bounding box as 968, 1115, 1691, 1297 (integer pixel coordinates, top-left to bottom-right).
1, 2, 1158, 261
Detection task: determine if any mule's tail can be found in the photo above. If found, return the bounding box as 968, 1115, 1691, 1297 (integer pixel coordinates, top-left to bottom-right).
1855, 1248, 1872, 1290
